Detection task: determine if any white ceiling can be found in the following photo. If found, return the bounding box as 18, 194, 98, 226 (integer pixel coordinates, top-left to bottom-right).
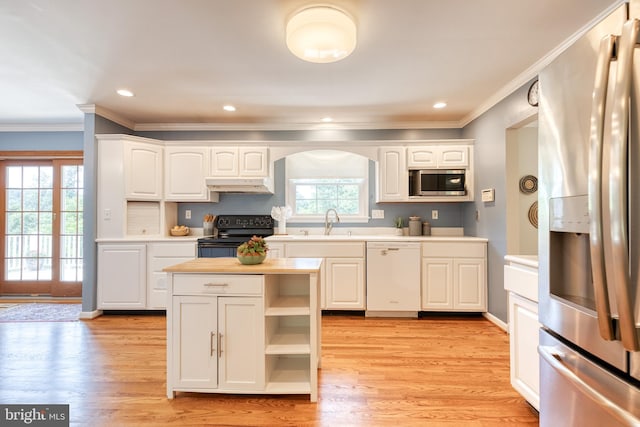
0, 0, 622, 131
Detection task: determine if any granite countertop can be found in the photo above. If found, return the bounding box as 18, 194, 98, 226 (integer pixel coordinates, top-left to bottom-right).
163, 257, 323, 273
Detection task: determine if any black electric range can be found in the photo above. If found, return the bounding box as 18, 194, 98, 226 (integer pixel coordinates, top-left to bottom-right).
197, 214, 274, 258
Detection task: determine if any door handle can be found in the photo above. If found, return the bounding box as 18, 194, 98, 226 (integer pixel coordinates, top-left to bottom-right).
210, 332, 216, 356
588, 34, 616, 341
608, 18, 640, 351
539, 345, 640, 425
218, 333, 223, 358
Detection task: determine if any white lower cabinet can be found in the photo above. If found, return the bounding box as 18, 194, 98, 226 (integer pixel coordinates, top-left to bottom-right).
172, 294, 264, 391
325, 258, 365, 309
421, 242, 487, 311
97, 243, 147, 309
508, 292, 540, 410
504, 257, 540, 410
147, 242, 196, 309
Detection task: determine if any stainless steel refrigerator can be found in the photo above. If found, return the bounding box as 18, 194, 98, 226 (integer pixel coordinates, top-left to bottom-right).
538, 2, 640, 425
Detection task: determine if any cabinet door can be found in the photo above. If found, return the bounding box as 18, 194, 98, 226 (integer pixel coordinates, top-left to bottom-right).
165, 147, 210, 201
210, 147, 238, 176
218, 297, 265, 391
377, 147, 408, 201
421, 258, 453, 309
325, 258, 365, 309
508, 292, 540, 410
123, 142, 163, 200
438, 146, 469, 168
407, 147, 438, 168
453, 258, 486, 310
239, 147, 268, 176
172, 296, 218, 389
97, 244, 146, 309
147, 242, 196, 309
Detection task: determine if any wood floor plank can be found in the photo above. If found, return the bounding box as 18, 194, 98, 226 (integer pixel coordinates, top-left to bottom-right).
0, 313, 538, 426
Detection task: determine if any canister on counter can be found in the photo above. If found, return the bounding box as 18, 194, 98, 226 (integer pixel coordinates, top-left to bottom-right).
409, 216, 422, 236
422, 221, 431, 236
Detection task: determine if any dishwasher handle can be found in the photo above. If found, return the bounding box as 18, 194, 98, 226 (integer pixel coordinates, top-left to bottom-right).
381, 247, 401, 255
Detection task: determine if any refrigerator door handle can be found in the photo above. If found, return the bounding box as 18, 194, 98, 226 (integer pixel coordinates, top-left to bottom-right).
609, 18, 640, 351
539, 345, 640, 426
589, 34, 617, 341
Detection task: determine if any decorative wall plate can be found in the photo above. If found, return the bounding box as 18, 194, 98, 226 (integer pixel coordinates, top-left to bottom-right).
528, 201, 538, 228
519, 175, 538, 194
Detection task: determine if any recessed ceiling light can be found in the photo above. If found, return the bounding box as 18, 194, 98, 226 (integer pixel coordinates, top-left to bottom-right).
223, 105, 236, 112
433, 102, 447, 109
321, 117, 333, 123
116, 89, 134, 97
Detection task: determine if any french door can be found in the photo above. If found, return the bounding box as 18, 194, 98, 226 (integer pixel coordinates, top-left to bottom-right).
0, 159, 83, 297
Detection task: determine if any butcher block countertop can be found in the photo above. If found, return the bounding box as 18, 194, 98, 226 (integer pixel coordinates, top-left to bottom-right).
163, 257, 323, 274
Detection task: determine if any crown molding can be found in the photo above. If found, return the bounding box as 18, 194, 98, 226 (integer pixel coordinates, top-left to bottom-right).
133, 120, 462, 132
76, 104, 135, 130
0, 123, 83, 132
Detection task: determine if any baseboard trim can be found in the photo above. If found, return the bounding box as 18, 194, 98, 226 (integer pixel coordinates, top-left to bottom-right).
79, 309, 103, 320
483, 311, 508, 332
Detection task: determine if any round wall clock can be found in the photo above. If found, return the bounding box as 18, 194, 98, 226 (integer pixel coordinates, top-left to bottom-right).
527, 80, 539, 107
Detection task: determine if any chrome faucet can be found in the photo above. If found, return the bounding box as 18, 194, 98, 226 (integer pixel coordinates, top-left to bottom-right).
324, 208, 340, 235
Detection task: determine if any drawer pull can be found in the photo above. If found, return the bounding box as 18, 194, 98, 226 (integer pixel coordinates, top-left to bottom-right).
204, 283, 229, 287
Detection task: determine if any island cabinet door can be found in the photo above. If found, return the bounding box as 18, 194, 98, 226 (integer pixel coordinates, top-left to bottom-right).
172, 296, 218, 389
218, 296, 265, 391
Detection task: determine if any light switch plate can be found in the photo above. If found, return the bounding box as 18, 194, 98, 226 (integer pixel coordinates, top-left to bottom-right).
481, 188, 495, 202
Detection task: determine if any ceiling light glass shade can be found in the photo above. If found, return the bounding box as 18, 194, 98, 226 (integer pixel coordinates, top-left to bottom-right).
286, 6, 357, 63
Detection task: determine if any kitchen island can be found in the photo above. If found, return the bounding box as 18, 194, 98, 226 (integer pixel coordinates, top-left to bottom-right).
164, 257, 323, 402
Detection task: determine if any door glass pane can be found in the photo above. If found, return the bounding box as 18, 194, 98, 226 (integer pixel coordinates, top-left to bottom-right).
59, 165, 83, 282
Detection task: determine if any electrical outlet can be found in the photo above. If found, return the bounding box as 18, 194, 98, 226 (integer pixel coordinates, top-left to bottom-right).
371, 209, 384, 219
185, 210, 191, 220
103, 209, 111, 220
432, 210, 439, 220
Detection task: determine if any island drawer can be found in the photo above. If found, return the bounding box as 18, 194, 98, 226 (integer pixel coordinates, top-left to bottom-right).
172, 274, 263, 295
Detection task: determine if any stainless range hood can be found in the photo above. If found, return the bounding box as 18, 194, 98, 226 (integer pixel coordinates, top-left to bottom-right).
204, 176, 274, 194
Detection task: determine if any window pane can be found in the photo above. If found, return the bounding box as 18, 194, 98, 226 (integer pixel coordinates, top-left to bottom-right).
338, 184, 359, 199
6, 189, 21, 211
317, 184, 337, 200
62, 189, 77, 211
338, 199, 359, 214
7, 167, 22, 188
23, 167, 39, 188
61, 235, 77, 258
6, 212, 22, 234
62, 166, 78, 188
297, 200, 317, 214
23, 189, 39, 211
40, 189, 53, 211
77, 189, 84, 211
40, 167, 53, 188
6, 259, 21, 280
62, 212, 77, 234
295, 185, 316, 200
39, 235, 52, 257
6, 235, 21, 258
23, 213, 38, 234
38, 258, 52, 280
22, 235, 37, 257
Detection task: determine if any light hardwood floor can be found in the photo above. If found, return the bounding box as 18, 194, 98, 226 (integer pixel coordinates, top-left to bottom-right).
0, 312, 538, 426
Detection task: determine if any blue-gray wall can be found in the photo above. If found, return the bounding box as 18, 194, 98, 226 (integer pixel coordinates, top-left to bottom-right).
0, 131, 83, 150
462, 82, 538, 323
178, 158, 467, 230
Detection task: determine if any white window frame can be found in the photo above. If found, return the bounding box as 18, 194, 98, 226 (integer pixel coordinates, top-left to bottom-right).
285, 150, 369, 223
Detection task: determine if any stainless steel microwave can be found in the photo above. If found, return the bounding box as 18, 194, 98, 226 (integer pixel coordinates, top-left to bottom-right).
409, 169, 467, 196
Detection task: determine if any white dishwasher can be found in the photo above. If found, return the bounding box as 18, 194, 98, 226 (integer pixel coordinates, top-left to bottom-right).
366, 241, 421, 316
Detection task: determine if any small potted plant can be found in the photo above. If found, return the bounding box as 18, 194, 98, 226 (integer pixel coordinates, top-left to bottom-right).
394, 216, 404, 236
237, 235, 269, 265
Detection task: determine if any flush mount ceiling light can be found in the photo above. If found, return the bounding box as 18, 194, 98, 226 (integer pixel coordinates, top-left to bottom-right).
286, 5, 357, 63
116, 89, 134, 97
433, 102, 447, 109
223, 105, 236, 112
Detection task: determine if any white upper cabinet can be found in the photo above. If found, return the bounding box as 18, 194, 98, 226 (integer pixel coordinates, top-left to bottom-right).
165, 146, 217, 201
377, 147, 408, 202
210, 147, 269, 177
123, 141, 163, 200
407, 145, 469, 169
